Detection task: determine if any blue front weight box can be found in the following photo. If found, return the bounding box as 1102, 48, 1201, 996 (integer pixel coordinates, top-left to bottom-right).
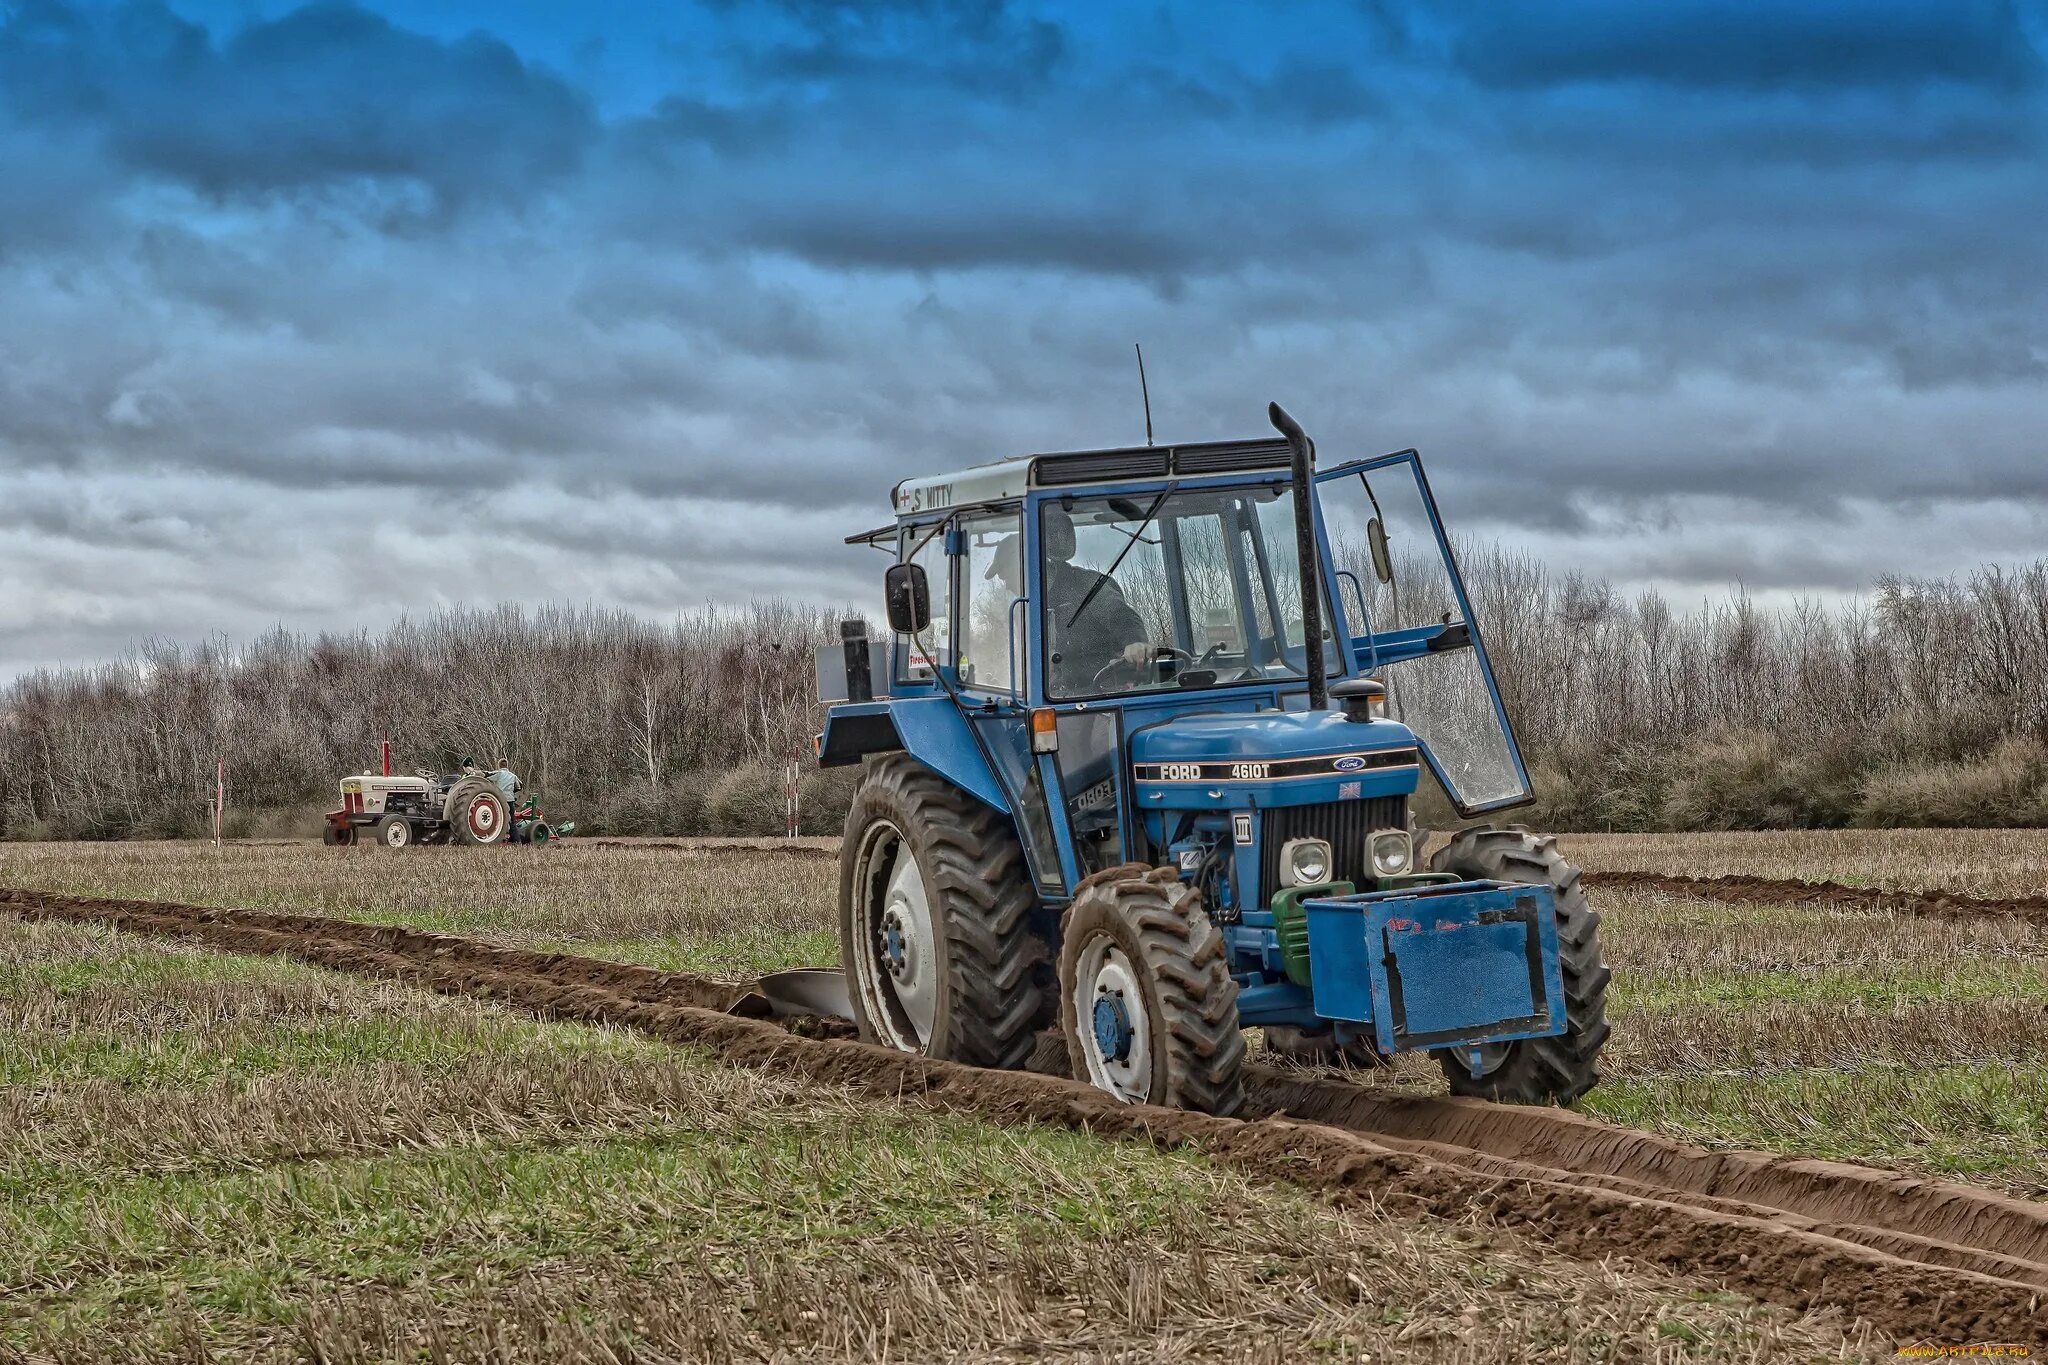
1300, 880, 1566, 1056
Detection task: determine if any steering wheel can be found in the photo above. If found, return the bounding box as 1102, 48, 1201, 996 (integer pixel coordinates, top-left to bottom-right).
1092, 644, 1197, 690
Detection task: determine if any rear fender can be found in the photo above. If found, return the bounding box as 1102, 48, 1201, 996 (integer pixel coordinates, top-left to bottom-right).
818, 697, 1008, 813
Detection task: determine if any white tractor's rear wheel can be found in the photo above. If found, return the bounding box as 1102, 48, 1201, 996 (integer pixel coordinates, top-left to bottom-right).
839, 755, 1048, 1069
449, 782, 509, 846
1430, 827, 1610, 1105
1058, 865, 1245, 1116
374, 814, 414, 849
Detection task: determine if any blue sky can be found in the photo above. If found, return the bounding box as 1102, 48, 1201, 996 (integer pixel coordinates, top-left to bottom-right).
1, 0, 2044, 675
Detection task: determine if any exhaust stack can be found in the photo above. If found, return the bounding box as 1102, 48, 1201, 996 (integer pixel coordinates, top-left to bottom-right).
1267, 402, 1328, 712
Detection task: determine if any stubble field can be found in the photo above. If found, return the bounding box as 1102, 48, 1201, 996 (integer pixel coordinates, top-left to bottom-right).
2, 828, 2044, 1360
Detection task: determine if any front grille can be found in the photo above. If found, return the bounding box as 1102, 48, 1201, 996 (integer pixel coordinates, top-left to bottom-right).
1259, 796, 1407, 900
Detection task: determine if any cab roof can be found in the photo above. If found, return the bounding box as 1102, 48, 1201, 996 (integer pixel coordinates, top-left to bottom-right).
882, 436, 1294, 526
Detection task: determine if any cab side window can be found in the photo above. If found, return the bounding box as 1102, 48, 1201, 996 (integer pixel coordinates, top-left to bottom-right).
957, 511, 1022, 693
896, 521, 952, 683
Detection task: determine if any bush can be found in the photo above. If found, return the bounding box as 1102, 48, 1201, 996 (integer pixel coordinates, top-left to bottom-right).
1855, 736, 2048, 828
798, 763, 862, 836
0, 800, 50, 842
581, 781, 708, 837
706, 762, 788, 835
1657, 729, 1858, 831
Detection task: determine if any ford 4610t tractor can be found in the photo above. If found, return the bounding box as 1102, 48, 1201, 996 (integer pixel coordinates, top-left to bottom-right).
814, 404, 1609, 1115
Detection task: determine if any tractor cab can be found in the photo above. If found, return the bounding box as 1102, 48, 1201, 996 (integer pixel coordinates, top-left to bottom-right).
816, 405, 1608, 1115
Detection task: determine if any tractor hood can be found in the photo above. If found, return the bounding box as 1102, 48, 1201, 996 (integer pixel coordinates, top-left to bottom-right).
1130, 709, 1416, 767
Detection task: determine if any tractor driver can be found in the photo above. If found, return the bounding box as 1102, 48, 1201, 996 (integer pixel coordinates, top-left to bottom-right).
986, 509, 1174, 695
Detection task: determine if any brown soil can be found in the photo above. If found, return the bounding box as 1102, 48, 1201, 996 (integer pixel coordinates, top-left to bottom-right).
4, 885, 2044, 1345
1583, 869, 2048, 921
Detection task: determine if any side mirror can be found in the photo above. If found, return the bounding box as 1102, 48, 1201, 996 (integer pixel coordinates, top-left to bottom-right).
884, 562, 931, 634
1367, 517, 1394, 585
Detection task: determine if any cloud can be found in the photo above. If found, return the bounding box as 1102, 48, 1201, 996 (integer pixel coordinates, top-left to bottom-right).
0, 0, 596, 215
0, 0, 2044, 680
716, 0, 1067, 96
1447, 0, 2045, 92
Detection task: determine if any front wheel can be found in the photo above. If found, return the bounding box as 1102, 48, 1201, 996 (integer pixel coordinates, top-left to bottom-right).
373, 814, 414, 849
1058, 865, 1245, 1115
1430, 827, 1610, 1105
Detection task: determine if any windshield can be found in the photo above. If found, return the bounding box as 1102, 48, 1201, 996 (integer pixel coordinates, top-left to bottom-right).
1027, 484, 1337, 700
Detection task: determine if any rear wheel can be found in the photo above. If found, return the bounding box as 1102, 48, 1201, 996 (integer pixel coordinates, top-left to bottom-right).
373, 814, 414, 849
1058, 865, 1245, 1115
1430, 827, 1610, 1105
449, 782, 509, 846
840, 755, 1047, 1069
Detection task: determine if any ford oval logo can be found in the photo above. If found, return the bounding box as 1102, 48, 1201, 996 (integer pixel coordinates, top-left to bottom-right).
1332, 755, 1368, 772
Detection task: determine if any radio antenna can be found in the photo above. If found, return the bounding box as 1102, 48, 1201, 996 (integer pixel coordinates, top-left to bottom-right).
1135, 343, 1154, 446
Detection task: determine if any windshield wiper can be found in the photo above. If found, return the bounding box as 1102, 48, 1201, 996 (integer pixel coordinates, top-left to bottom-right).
1065, 483, 1175, 629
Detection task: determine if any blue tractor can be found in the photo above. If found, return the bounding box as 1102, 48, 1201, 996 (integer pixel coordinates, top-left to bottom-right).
815, 404, 1609, 1114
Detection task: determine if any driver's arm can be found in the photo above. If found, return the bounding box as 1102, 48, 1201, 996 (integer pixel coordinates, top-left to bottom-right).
1086, 590, 1174, 668
1069, 574, 1167, 677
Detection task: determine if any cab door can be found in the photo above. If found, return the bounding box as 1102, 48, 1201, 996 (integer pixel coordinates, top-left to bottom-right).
1313, 451, 1534, 815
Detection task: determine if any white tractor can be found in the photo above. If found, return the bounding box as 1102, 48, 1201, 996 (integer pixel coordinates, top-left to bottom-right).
323, 757, 568, 848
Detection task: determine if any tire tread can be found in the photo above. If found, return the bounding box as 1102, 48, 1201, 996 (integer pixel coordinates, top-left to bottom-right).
1058, 867, 1246, 1116
1429, 825, 1610, 1105
840, 755, 1049, 1070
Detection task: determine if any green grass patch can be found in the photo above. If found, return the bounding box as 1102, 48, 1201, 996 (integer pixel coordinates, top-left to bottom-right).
0, 949, 671, 1091
1585, 1060, 2048, 1191
545, 927, 841, 976
1612, 959, 2048, 1014
1, 1012, 595, 1088
338, 905, 523, 934
1, 1106, 1234, 1347
0, 942, 292, 997
328, 912, 837, 977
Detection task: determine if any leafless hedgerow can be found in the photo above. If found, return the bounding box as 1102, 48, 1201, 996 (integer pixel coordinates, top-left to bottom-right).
3, 558, 2047, 839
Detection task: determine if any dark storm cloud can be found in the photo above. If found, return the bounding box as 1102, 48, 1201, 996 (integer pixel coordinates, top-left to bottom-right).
701, 0, 1066, 100
1448, 0, 2045, 92
0, 0, 595, 214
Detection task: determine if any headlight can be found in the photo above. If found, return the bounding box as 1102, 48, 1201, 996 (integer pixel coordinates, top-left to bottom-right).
1371, 830, 1414, 877
1281, 837, 1333, 887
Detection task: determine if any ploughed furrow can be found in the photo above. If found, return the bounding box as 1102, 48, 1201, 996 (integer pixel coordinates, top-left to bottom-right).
1582, 869, 2048, 922
3, 886, 2044, 1346
1245, 1072, 2048, 1293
